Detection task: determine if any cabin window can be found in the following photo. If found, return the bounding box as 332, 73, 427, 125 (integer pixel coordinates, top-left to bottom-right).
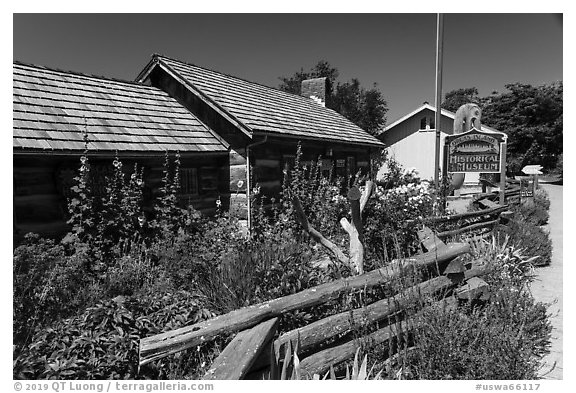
180, 168, 199, 196
347, 156, 356, 175
430, 117, 435, 129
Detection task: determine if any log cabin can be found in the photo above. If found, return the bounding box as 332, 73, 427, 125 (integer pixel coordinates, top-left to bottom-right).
13, 61, 229, 240
13, 57, 383, 240
136, 54, 384, 225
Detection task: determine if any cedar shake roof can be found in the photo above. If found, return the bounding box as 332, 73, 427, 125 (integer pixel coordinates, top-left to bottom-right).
139, 55, 384, 147
13, 62, 228, 154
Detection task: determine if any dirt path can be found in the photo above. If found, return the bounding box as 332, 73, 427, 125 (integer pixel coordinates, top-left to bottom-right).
529, 183, 563, 379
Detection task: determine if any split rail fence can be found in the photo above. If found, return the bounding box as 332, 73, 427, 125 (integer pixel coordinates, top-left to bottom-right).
421, 198, 513, 241
138, 200, 512, 379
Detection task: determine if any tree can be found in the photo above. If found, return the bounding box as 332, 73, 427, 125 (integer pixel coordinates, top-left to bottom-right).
279, 61, 388, 136
441, 87, 481, 113
481, 82, 563, 173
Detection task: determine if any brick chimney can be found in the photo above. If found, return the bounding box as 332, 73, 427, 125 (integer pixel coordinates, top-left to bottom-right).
301, 77, 327, 107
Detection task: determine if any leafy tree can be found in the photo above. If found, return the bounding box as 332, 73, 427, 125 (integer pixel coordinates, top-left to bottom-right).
441, 87, 481, 112
481, 82, 563, 173
279, 61, 388, 136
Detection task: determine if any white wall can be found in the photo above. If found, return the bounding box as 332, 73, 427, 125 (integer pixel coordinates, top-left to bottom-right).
378, 129, 480, 184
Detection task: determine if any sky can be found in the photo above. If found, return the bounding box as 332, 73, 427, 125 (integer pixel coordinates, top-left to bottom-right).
12, 13, 563, 123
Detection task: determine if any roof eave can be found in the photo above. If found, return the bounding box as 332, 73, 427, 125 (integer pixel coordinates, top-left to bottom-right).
13, 147, 230, 157
134, 56, 159, 84
252, 130, 384, 148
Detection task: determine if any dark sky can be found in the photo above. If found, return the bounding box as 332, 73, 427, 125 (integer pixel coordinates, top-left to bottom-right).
13, 13, 563, 122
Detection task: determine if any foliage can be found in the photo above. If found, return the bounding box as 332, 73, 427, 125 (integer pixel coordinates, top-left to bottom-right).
14, 151, 201, 353
278, 61, 388, 135
152, 151, 200, 237
441, 87, 481, 113
494, 190, 553, 266
514, 193, 550, 226
533, 188, 551, 213
364, 160, 435, 263
483, 82, 562, 173
13, 234, 93, 348
66, 153, 95, 242
13, 291, 216, 380
400, 291, 549, 379
387, 235, 551, 380
272, 343, 383, 380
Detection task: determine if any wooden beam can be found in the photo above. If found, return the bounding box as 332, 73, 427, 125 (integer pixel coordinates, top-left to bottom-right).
417, 226, 445, 252
359, 180, 375, 213
437, 219, 499, 239
297, 319, 410, 378
477, 198, 500, 209
297, 297, 457, 377
139, 242, 470, 366
203, 318, 279, 380
274, 263, 487, 358
455, 277, 490, 301
292, 195, 349, 266
340, 186, 364, 274
423, 204, 508, 224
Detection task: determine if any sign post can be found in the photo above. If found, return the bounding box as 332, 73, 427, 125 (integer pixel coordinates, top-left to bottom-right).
521, 165, 543, 200
499, 142, 507, 205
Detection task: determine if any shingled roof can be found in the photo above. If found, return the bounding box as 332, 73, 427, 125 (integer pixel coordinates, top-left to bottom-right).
13, 62, 228, 154
137, 55, 384, 147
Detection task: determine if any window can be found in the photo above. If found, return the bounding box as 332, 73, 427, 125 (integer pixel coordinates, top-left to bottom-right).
347, 156, 356, 175
420, 116, 435, 130
180, 168, 199, 196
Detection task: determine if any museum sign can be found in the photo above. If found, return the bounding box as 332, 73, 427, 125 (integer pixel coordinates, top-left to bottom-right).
445, 128, 506, 173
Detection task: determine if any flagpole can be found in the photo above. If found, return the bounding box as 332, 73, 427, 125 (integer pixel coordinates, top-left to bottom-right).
434, 13, 444, 192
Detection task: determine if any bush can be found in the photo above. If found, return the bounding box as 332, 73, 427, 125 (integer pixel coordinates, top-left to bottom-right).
513, 188, 550, 226
13, 291, 216, 380
13, 234, 97, 349
384, 235, 551, 380
399, 288, 550, 380
364, 164, 434, 264
497, 219, 552, 266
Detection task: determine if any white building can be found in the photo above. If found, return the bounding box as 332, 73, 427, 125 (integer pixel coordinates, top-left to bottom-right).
377, 103, 505, 187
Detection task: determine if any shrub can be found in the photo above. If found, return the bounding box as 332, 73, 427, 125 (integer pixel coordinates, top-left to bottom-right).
398, 288, 550, 380
13, 234, 96, 349
157, 217, 324, 314
13, 291, 216, 380
496, 219, 552, 266
385, 235, 551, 380
364, 166, 434, 264
514, 191, 550, 226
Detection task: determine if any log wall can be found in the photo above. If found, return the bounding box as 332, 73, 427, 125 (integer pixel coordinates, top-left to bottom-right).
13, 153, 229, 243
